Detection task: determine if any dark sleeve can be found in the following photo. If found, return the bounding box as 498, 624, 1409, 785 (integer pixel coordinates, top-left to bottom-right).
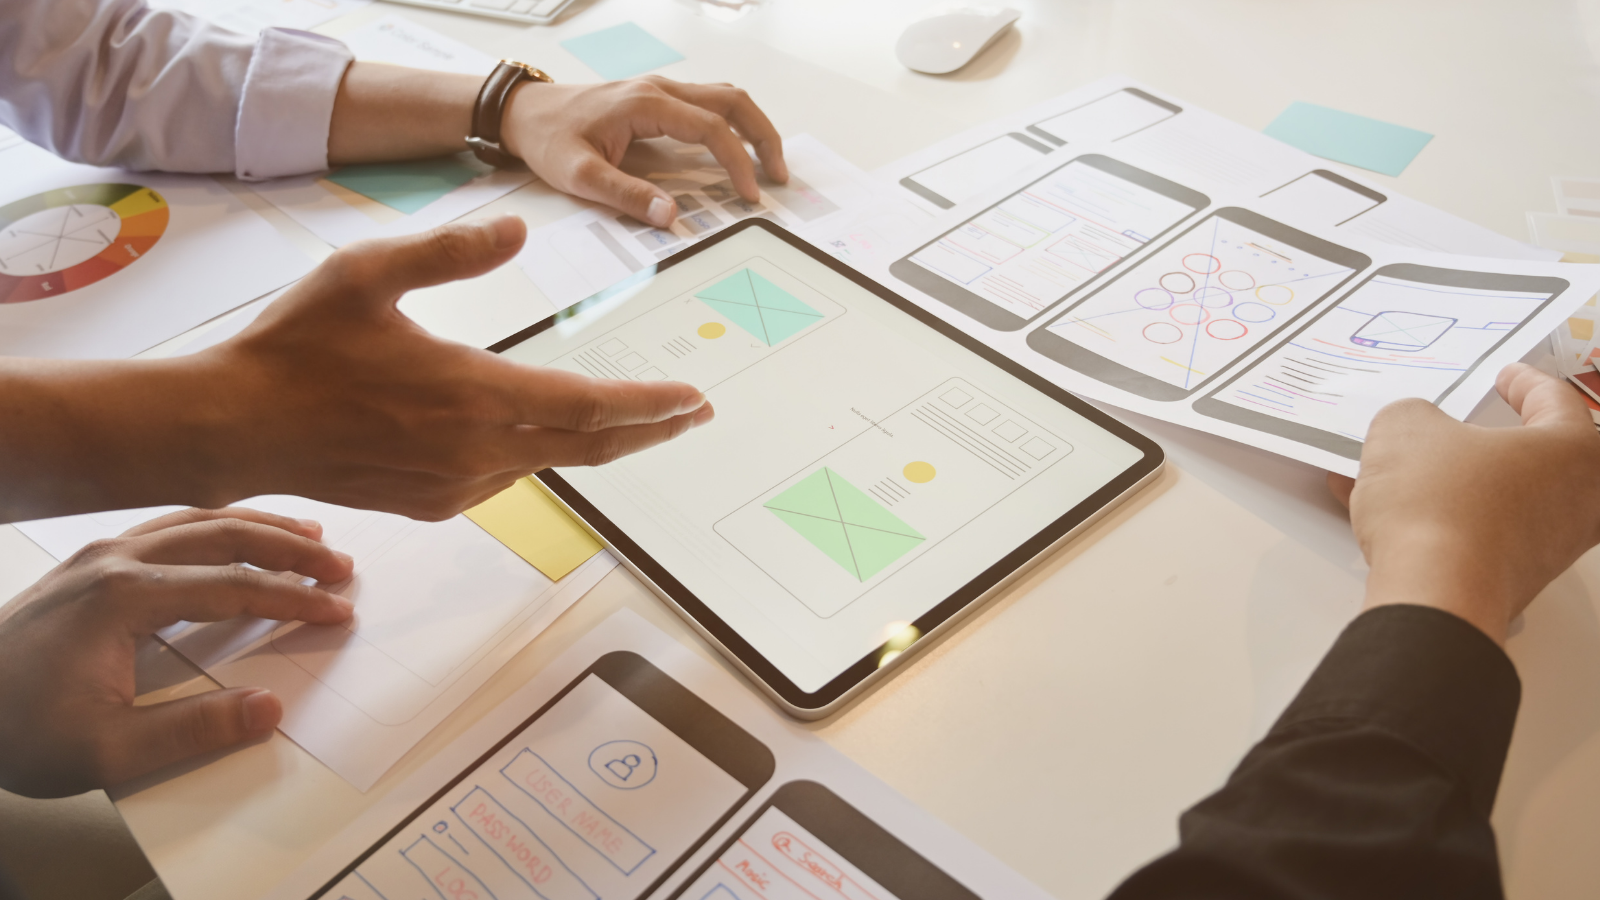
1108, 604, 1521, 900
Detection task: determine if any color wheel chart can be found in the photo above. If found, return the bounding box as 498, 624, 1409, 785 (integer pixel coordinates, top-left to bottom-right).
0, 184, 168, 304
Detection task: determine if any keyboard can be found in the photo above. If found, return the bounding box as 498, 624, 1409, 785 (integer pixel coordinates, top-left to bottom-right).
383, 0, 574, 26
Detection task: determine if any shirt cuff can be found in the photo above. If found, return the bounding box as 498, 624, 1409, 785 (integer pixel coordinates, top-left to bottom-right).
234, 28, 352, 181
1274, 604, 1521, 817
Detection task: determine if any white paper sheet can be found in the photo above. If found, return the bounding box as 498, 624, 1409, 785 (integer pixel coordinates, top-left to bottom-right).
515, 134, 881, 313
795, 78, 1600, 476
875, 76, 1557, 263
261, 609, 1054, 900
146, 0, 371, 33
17, 502, 617, 791
0, 143, 314, 358
245, 16, 533, 248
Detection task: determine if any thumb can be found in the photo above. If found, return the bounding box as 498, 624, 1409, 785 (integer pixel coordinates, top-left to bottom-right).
98, 688, 280, 785
567, 155, 677, 229
351, 215, 527, 300
1496, 362, 1592, 431
1326, 471, 1354, 509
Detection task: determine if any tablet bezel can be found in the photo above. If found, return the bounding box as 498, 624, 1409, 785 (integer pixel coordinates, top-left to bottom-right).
491, 218, 1165, 717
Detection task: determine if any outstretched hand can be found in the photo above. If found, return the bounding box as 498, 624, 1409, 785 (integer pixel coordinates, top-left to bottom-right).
189, 215, 714, 520
1331, 363, 1600, 643
0, 509, 353, 797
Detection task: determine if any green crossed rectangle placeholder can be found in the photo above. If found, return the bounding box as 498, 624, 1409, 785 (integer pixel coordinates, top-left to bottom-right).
764, 468, 924, 582
695, 268, 823, 346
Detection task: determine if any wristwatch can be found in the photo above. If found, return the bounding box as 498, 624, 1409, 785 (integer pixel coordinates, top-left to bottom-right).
466, 60, 555, 168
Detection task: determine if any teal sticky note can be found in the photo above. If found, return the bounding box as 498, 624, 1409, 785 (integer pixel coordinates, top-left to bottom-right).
561, 22, 684, 80
1263, 102, 1433, 177
326, 157, 481, 215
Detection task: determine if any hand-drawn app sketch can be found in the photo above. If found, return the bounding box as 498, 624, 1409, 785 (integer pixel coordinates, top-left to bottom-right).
1027, 207, 1371, 401
668, 781, 981, 900
315, 652, 774, 900
891, 155, 1209, 331
1193, 264, 1571, 458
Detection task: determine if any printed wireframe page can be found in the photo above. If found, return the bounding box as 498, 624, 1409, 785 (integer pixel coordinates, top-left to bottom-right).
262, 610, 1056, 900
1192, 266, 1570, 458
874, 75, 1555, 261
854, 77, 1600, 474
0, 144, 313, 359
315, 651, 774, 900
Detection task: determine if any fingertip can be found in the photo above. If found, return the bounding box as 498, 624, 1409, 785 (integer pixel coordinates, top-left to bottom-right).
240, 689, 281, 735
691, 402, 715, 427
1326, 472, 1354, 509
488, 214, 527, 251
647, 195, 676, 229
295, 518, 324, 540
675, 390, 708, 416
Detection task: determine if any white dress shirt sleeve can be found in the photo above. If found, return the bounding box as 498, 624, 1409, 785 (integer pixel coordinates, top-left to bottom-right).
0, 0, 352, 179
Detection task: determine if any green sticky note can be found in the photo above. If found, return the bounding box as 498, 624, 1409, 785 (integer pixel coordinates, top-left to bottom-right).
326, 157, 481, 215
1263, 102, 1433, 177
695, 268, 823, 345
765, 468, 924, 582
560, 22, 684, 80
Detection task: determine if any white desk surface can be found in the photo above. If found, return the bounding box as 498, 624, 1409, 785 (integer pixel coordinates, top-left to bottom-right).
3, 1, 1599, 898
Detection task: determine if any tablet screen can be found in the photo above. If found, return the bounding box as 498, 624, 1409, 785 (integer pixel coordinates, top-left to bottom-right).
502, 224, 1153, 701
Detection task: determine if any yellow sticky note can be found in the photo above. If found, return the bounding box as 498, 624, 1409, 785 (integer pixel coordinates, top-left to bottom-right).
1570, 318, 1596, 342
465, 478, 603, 580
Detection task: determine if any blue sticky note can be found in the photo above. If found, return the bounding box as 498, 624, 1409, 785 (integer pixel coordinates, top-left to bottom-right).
561, 22, 684, 80
1263, 102, 1433, 177
326, 158, 480, 215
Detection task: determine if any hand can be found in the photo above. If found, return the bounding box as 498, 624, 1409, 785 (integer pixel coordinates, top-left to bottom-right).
0, 217, 713, 523
503, 76, 788, 228
0, 508, 353, 798
197, 215, 714, 519
1330, 363, 1600, 644
328, 65, 786, 230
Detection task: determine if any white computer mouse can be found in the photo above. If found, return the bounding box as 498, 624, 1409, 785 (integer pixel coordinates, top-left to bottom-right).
895, 5, 1022, 75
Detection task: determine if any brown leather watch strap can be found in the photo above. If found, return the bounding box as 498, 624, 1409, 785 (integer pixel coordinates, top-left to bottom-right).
466, 61, 553, 168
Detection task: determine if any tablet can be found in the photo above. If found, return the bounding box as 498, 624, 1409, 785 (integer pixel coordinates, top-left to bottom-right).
496, 219, 1163, 717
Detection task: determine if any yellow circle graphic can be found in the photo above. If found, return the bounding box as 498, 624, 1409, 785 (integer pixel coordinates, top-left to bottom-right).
697, 322, 727, 339
903, 461, 936, 483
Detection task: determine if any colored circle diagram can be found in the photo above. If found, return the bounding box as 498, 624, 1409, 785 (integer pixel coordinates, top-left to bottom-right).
0, 184, 168, 304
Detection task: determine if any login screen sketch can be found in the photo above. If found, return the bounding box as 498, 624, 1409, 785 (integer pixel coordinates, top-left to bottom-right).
512, 228, 1144, 692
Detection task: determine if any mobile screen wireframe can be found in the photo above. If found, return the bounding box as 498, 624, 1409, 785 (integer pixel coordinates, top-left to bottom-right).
1026, 207, 1372, 401
1254, 170, 1387, 231
668, 781, 980, 900
1192, 264, 1571, 458
1025, 87, 1182, 147
890, 154, 1210, 331
312, 652, 775, 900
899, 133, 1054, 210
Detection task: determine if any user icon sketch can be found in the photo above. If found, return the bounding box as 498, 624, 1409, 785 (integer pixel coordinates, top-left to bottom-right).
590, 740, 659, 790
